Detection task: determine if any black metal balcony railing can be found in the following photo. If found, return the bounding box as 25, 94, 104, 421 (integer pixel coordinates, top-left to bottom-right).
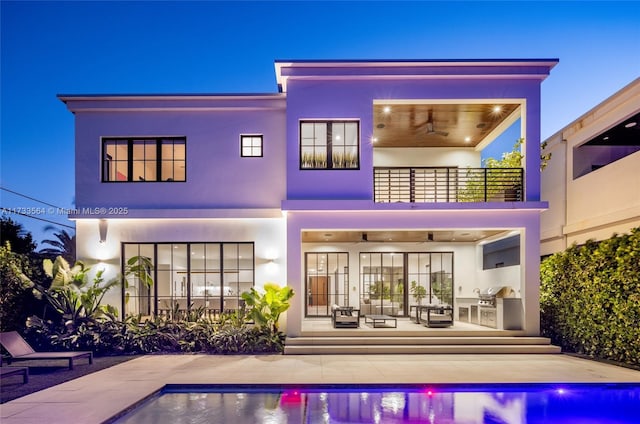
374, 167, 524, 203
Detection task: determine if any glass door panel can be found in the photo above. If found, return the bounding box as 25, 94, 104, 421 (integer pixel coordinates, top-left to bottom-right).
360, 253, 405, 317
305, 252, 349, 317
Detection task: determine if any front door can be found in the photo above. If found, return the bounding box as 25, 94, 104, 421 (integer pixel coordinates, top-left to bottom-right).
309, 276, 328, 307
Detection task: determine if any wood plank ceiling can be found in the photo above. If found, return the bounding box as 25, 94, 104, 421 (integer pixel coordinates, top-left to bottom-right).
373, 103, 520, 148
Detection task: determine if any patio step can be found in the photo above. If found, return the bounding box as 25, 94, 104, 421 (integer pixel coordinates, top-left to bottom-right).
284, 336, 561, 355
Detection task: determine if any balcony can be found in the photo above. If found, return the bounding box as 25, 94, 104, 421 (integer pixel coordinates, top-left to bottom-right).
374, 167, 524, 203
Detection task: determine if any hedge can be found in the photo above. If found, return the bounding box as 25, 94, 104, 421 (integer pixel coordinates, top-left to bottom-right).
540, 227, 640, 366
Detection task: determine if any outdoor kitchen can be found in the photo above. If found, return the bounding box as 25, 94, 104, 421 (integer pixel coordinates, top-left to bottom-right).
457, 286, 523, 330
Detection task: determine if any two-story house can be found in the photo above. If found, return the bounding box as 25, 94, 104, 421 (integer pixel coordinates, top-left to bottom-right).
60, 59, 557, 342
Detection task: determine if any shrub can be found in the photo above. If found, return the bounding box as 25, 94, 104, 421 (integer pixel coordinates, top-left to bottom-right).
540, 228, 640, 366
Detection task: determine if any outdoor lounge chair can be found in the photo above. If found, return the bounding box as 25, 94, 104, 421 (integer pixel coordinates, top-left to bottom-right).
0, 331, 93, 370
331, 304, 360, 328
0, 366, 29, 383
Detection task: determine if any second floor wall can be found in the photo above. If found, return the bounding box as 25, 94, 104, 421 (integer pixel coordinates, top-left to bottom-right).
281, 63, 551, 203
64, 95, 287, 210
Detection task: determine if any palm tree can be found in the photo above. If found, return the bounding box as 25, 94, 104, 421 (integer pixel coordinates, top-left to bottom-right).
39, 226, 76, 264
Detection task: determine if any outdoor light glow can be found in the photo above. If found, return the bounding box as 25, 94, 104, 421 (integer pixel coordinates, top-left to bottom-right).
372, 137, 378, 142
493, 105, 502, 113
383, 106, 391, 113
464, 136, 471, 142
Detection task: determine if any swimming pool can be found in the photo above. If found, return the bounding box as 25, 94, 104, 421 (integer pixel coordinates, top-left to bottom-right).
110, 383, 640, 423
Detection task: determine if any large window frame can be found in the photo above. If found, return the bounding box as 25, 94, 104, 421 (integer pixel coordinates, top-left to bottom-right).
102, 137, 186, 182
122, 242, 254, 319
299, 120, 360, 170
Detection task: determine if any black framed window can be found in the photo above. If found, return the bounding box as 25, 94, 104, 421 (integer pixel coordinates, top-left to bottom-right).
102, 137, 186, 182
240, 135, 263, 157
300, 120, 359, 169
122, 242, 254, 318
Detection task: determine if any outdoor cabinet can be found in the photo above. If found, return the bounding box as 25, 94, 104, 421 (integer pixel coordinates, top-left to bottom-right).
470, 305, 479, 324
458, 306, 469, 322
480, 307, 497, 328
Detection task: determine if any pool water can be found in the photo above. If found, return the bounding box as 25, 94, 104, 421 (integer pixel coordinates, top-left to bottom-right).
111, 384, 640, 424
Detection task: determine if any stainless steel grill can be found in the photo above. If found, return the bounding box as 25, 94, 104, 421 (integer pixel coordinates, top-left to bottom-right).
477, 286, 514, 307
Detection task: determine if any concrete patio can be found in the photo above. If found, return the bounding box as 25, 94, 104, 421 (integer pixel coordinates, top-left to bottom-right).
1, 353, 639, 424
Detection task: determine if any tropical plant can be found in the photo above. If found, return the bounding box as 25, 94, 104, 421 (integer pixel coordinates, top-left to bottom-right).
410, 281, 427, 305
241, 282, 294, 332
122, 255, 154, 306
39, 227, 76, 264
13, 256, 119, 330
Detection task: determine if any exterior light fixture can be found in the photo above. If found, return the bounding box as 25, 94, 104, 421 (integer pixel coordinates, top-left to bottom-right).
372, 137, 378, 143
98, 219, 108, 244
464, 136, 471, 143
383, 106, 391, 114
492, 105, 502, 113
625, 121, 637, 128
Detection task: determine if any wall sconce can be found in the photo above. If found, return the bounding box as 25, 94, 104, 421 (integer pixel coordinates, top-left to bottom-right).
98, 219, 108, 244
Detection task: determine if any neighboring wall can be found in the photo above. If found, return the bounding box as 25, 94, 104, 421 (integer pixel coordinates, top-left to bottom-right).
541, 79, 640, 255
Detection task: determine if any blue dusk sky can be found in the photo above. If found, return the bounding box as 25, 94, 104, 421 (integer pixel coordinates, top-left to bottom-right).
1, 1, 639, 246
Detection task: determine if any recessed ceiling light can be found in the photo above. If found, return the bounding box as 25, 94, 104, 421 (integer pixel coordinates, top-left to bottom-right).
335, 135, 341, 140
493, 106, 502, 113
464, 136, 471, 143
625, 121, 637, 128
372, 137, 378, 143
383, 106, 391, 114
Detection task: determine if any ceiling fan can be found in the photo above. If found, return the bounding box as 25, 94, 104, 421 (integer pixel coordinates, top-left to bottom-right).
423, 110, 449, 137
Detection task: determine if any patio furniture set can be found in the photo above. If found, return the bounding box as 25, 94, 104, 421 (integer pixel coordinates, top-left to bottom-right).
331, 304, 453, 329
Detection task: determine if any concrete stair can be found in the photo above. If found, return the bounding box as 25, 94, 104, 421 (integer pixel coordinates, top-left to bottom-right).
284, 335, 561, 355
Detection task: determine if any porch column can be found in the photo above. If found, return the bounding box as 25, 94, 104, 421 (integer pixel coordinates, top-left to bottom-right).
285, 213, 303, 337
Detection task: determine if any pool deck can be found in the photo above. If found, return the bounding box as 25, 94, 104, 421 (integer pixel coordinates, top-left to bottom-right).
2, 354, 639, 423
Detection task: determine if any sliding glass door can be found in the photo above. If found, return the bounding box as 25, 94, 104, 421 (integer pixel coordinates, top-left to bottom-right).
360, 253, 405, 317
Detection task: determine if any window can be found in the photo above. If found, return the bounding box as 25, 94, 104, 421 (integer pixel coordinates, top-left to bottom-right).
122, 242, 254, 318
482, 235, 520, 269
300, 120, 359, 169
240, 135, 263, 157
102, 137, 186, 182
